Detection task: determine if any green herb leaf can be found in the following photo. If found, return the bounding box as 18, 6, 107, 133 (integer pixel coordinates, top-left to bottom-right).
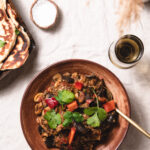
62, 111, 83, 127
87, 113, 100, 127
15, 29, 20, 35
55, 113, 61, 125
84, 107, 98, 116
56, 90, 75, 104
61, 90, 75, 103
55, 96, 64, 105
63, 118, 73, 127
97, 108, 107, 121
44, 110, 55, 121
63, 111, 73, 127
48, 119, 57, 129
84, 89, 107, 128
63, 111, 73, 119
0, 40, 6, 48
55, 91, 64, 104
44, 110, 61, 129
73, 112, 84, 123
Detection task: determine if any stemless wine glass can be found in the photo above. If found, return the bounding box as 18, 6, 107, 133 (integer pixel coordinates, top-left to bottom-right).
108, 34, 144, 69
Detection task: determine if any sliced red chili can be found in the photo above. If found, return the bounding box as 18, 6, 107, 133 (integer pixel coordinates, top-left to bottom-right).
74, 82, 83, 90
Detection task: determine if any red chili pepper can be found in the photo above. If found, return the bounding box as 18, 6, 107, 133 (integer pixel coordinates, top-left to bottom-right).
45, 97, 58, 109
74, 82, 83, 90
103, 100, 116, 113
68, 127, 76, 145
86, 99, 93, 104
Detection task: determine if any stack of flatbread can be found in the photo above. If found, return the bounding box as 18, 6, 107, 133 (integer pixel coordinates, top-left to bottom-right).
0, 0, 31, 71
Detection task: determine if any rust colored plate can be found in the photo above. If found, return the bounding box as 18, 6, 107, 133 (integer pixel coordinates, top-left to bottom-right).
20, 59, 130, 150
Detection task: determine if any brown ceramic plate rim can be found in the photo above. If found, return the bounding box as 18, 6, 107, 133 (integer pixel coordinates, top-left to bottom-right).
20, 59, 131, 150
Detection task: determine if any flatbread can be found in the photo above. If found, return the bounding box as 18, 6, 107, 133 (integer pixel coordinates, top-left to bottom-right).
0, 3, 30, 70
0, 0, 17, 63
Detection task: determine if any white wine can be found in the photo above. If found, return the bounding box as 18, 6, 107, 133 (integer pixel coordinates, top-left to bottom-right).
115, 35, 144, 64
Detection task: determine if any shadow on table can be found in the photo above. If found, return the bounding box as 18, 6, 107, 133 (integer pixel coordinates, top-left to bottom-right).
118, 90, 147, 150
0, 45, 39, 92
133, 57, 150, 85
0, 7, 63, 92
144, 1, 150, 7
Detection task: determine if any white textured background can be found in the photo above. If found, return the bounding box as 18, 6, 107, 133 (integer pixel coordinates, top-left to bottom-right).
0, 0, 150, 150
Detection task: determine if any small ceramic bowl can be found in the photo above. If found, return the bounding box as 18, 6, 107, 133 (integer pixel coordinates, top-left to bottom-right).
30, 0, 59, 30
20, 59, 130, 150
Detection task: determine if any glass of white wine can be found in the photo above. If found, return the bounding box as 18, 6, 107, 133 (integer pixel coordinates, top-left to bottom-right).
108, 35, 144, 69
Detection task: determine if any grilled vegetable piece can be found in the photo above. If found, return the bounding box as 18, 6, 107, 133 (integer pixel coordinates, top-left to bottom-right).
68, 127, 76, 145
67, 101, 78, 111
74, 82, 83, 90
103, 100, 116, 113
45, 97, 58, 109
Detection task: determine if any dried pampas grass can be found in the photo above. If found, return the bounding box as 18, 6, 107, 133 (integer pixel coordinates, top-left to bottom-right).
117, 0, 143, 35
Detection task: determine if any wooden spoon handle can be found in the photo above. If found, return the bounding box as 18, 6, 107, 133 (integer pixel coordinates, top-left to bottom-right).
116, 108, 150, 139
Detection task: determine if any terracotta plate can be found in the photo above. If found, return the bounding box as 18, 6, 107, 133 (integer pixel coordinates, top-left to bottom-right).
20, 59, 130, 150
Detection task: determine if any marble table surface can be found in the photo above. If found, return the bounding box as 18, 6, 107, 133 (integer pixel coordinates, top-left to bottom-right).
0, 0, 150, 150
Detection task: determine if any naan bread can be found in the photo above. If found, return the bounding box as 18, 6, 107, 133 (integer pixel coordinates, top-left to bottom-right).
0, 3, 30, 70
0, 62, 3, 68
1, 27, 30, 70
6, 4, 19, 28
0, 0, 17, 63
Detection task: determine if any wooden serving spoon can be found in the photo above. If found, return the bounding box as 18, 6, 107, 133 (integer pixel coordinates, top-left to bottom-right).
116, 108, 150, 138
30, 0, 58, 29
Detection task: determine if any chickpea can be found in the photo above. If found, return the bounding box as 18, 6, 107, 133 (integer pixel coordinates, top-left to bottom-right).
53, 73, 62, 82
42, 132, 48, 137
36, 117, 41, 124
35, 102, 43, 115
79, 74, 86, 83
71, 72, 78, 78
34, 93, 43, 102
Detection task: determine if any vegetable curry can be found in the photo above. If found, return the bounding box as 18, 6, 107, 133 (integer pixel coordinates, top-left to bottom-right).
34, 72, 118, 150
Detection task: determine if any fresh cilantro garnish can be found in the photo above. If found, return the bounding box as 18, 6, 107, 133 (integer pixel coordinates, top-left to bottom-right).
64, 111, 73, 119
84, 107, 107, 122
87, 112, 100, 127
84, 107, 98, 116
0, 40, 6, 48
55, 90, 75, 104
15, 29, 20, 35
63, 111, 84, 127
84, 88, 107, 127
55, 91, 65, 105
72, 112, 84, 122
97, 108, 107, 121
44, 110, 61, 129
44, 110, 55, 121
63, 118, 73, 127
